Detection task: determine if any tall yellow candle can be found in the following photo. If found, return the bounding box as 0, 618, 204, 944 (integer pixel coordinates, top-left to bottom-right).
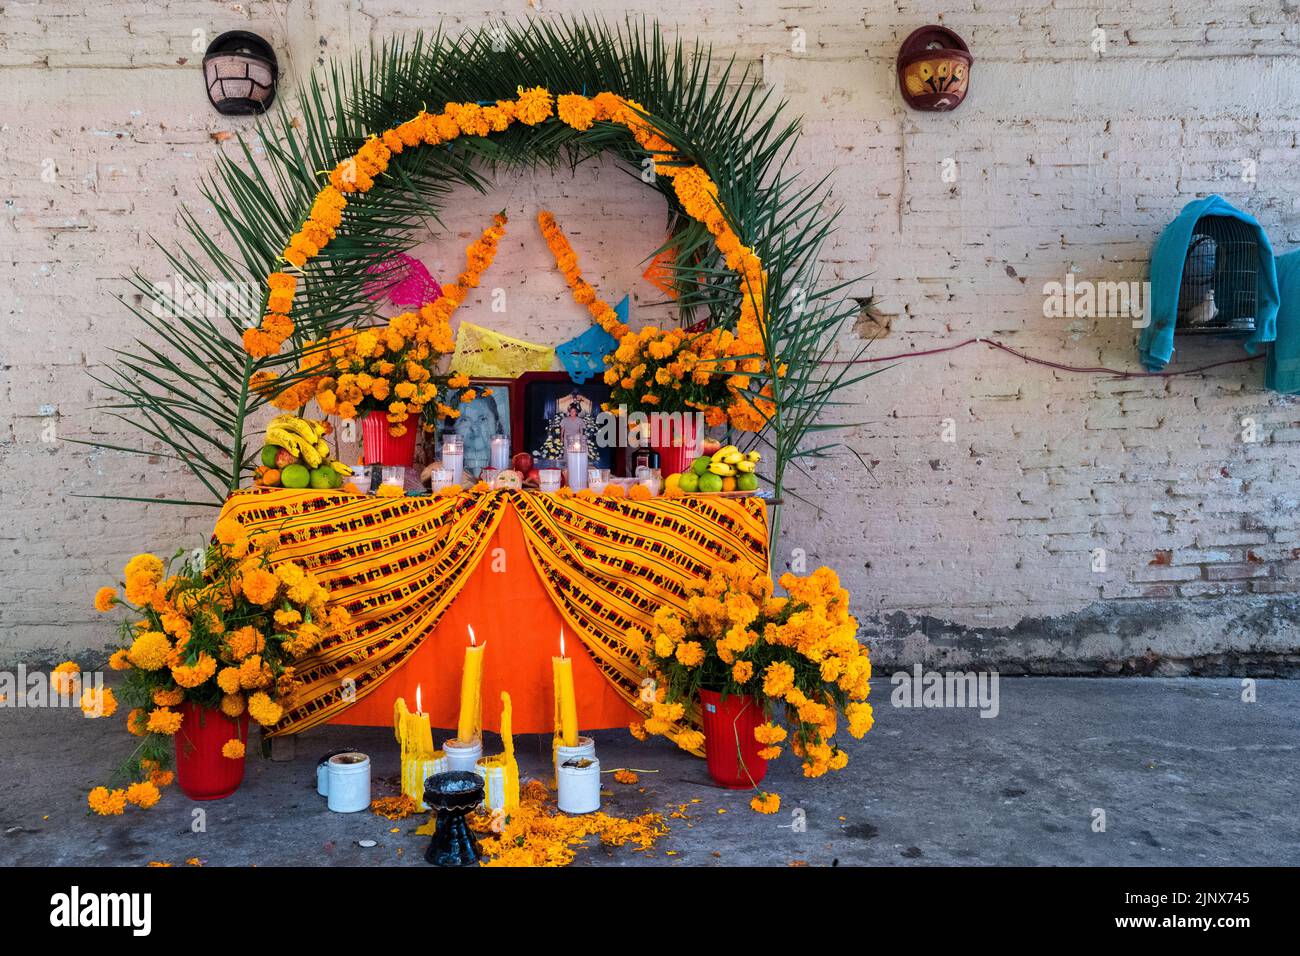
395, 690, 442, 808
552, 630, 579, 748
456, 626, 486, 743
481, 691, 519, 812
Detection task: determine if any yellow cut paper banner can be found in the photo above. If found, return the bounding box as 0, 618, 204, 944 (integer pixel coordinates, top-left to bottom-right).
452, 321, 556, 378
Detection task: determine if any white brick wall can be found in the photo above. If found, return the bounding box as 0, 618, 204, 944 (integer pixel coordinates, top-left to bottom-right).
2, 0, 1298, 670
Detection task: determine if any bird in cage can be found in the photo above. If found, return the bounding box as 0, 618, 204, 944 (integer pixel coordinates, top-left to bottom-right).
1183, 289, 1219, 328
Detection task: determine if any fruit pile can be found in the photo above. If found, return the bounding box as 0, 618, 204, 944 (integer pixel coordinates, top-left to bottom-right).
253, 415, 353, 490
665, 444, 761, 495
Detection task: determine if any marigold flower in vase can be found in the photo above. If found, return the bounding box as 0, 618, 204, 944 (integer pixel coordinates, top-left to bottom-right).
628, 720, 648, 741
93, 587, 118, 612
221, 739, 246, 760
757, 745, 782, 760
79, 687, 117, 719
146, 707, 184, 735
87, 786, 127, 816
151, 687, 183, 707
246, 691, 283, 727
750, 791, 780, 814
125, 781, 161, 809
731, 660, 754, 684
125, 708, 148, 737
108, 649, 132, 672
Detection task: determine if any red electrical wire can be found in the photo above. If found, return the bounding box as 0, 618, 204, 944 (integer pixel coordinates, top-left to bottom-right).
821, 337, 1266, 378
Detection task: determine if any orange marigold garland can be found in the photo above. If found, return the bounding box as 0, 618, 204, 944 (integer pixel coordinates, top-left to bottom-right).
246, 88, 774, 433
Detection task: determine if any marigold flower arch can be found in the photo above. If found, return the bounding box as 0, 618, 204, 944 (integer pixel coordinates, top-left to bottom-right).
247, 87, 774, 432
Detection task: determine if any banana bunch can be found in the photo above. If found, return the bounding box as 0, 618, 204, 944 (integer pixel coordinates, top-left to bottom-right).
265, 415, 347, 472
707, 445, 761, 477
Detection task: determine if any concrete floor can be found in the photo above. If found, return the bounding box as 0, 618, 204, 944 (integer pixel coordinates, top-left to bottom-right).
2, 677, 1296, 866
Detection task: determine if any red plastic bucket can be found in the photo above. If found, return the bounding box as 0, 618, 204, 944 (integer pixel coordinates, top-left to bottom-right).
651, 413, 700, 477
699, 688, 768, 789
362, 410, 420, 467
174, 701, 250, 801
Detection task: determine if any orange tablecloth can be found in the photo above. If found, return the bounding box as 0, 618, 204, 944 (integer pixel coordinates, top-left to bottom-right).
218, 487, 769, 739
327, 506, 638, 734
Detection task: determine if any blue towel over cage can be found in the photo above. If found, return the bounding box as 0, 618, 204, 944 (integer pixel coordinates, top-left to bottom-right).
1140, 195, 1279, 372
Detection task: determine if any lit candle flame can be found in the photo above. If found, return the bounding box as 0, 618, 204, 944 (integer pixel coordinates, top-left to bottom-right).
560, 628, 566, 658
415, 684, 422, 715
468, 624, 476, 646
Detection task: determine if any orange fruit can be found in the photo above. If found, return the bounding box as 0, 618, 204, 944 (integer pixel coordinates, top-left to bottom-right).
722, 476, 737, 493
262, 468, 281, 487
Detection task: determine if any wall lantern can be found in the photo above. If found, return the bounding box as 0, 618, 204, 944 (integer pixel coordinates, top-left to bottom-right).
203, 31, 279, 115
896, 26, 972, 112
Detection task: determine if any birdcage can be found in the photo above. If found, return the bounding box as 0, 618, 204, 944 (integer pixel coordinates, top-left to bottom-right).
1175, 215, 1259, 336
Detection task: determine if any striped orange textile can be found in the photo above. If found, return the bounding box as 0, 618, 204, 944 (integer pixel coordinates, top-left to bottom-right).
216, 488, 769, 736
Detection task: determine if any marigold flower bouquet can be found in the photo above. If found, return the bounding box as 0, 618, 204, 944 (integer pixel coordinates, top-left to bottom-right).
84, 517, 352, 810
629, 560, 873, 811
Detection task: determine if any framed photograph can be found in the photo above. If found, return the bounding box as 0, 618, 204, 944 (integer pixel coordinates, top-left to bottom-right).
514, 372, 616, 470
436, 377, 515, 475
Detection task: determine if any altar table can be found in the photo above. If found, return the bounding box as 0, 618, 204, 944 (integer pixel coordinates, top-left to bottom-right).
217, 487, 769, 738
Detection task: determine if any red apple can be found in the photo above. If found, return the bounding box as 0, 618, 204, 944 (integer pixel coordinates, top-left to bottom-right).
512, 451, 534, 474
701, 438, 722, 457
274, 448, 299, 469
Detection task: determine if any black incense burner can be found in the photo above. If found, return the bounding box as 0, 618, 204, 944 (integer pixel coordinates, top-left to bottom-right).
423, 771, 484, 866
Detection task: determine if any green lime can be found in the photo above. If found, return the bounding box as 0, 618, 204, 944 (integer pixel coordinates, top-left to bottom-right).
309, 466, 336, 490
281, 463, 311, 489
678, 472, 699, 493
698, 473, 723, 493
260, 444, 280, 468
690, 456, 712, 477
736, 473, 759, 492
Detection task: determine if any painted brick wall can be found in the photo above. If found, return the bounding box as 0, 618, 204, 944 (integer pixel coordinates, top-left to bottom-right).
2, 0, 1298, 672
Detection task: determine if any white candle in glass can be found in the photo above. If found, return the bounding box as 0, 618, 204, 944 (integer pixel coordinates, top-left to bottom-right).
565, 435, 588, 491
428, 466, 452, 492
587, 467, 608, 495
489, 433, 510, 471
441, 435, 464, 484
538, 468, 562, 493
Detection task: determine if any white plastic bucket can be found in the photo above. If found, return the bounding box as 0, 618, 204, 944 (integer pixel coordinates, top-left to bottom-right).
557, 755, 601, 814
443, 738, 483, 774
325, 752, 370, 813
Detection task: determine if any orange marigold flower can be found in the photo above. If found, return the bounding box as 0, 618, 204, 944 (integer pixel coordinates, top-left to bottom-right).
221, 739, 246, 760
152, 687, 184, 707
240, 567, 280, 606
613, 769, 639, 785
750, 791, 781, 814
88, 786, 127, 816
51, 661, 81, 695
94, 586, 118, 612
146, 707, 184, 735
79, 687, 117, 718
126, 780, 161, 809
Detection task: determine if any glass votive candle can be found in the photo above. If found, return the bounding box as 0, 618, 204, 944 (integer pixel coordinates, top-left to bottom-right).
587, 467, 609, 495
427, 466, 453, 492
538, 468, 563, 493
441, 435, 464, 483
489, 433, 510, 471
381, 466, 405, 489
565, 435, 588, 491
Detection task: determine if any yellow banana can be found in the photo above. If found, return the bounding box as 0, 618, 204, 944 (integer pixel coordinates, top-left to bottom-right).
708, 461, 736, 476
329, 460, 353, 477
735, 459, 756, 473
712, 444, 739, 463
299, 442, 322, 468
265, 427, 302, 456
723, 451, 744, 465
746, 451, 761, 462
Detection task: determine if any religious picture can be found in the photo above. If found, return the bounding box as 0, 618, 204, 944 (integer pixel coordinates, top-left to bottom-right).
440, 378, 514, 477
517, 373, 615, 469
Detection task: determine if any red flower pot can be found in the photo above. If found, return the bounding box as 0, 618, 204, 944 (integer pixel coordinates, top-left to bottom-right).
174, 701, 250, 801
699, 688, 768, 789
362, 410, 420, 467
651, 414, 700, 477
